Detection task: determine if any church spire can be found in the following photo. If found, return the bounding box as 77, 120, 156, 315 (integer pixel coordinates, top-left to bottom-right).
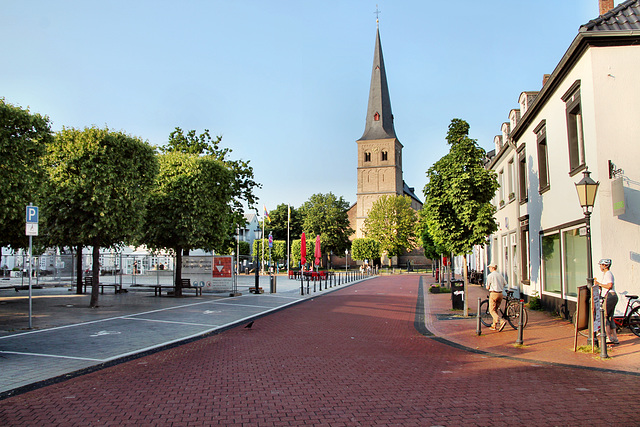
359, 25, 396, 141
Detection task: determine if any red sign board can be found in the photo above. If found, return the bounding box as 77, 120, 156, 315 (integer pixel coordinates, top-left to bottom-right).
212, 256, 232, 278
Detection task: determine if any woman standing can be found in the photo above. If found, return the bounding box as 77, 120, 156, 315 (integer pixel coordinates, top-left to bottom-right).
594, 259, 619, 344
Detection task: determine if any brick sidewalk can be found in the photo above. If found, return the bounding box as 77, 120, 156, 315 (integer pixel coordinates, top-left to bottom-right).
1, 275, 639, 426
422, 274, 640, 375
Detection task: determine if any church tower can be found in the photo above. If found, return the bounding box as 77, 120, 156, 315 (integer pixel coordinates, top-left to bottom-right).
354, 25, 404, 238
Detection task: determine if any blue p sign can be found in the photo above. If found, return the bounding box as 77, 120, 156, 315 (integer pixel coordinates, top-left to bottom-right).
26, 206, 39, 223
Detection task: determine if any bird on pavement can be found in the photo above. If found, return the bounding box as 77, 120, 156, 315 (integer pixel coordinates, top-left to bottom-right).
244, 321, 254, 329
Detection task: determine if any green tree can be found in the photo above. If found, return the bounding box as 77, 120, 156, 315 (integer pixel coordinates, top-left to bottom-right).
299, 193, 353, 268
140, 152, 234, 296
351, 238, 381, 263
290, 238, 314, 268
42, 126, 158, 306
265, 204, 302, 241
362, 195, 418, 264
0, 99, 52, 251
143, 128, 259, 296
253, 239, 286, 267
423, 118, 498, 314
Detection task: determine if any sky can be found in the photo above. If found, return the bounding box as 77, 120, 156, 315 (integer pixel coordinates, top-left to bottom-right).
2, 0, 606, 214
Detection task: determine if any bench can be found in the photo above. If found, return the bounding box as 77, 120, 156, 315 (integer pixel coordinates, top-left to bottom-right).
180, 278, 203, 296
83, 276, 124, 294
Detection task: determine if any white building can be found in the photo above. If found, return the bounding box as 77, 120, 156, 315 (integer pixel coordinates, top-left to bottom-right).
488, 0, 640, 316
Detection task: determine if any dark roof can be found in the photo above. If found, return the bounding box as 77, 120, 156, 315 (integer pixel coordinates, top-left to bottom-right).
358, 27, 397, 141
581, 0, 640, 32
403, 181, 422, 205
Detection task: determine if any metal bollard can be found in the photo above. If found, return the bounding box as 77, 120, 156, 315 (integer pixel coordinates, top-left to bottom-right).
300, 273, 304, 296
476, 298, 482, 336
516, 300, 524, 345
600, 304, 608, 358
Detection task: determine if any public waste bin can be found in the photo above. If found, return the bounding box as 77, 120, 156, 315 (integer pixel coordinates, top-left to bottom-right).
451, 280, 464, 310
270, 274, 277, 293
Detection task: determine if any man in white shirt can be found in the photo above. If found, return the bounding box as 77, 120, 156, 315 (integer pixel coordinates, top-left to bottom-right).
486, 263, 506, 331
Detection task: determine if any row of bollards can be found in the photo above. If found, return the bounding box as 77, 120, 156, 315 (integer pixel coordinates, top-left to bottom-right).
297, 271, 369, 296
476, 297, 526, 346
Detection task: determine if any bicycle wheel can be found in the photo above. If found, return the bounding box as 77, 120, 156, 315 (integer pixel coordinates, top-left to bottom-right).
479, 299, 493, 327
627, 305, 640, 338
506, 301, 528, 329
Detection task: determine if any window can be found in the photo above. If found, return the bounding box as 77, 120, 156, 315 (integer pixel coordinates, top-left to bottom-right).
508, 158, 515, 202
562, 81, 585, 174
374, 112, 380, 121
381, 150, 388, 161
364, 152, 371, 162
498, 169, 505, 207
563, 227, 587, 298
518, 152, 528, 203
542, 233, 561, 293
535, 120, 550, 192
541, 225, 587, 298
520, 216, 529, 283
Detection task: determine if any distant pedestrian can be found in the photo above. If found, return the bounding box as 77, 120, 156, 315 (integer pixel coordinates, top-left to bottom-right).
594, 258, 619, 344
486, 263, 506, 331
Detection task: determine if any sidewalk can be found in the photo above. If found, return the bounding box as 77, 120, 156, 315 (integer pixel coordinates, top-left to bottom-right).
421, 274, 640, 375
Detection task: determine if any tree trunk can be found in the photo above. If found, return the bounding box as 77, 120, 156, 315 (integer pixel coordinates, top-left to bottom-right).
174, 246, 183, 297
76, 245, 83, 295
89, 243, 100, 307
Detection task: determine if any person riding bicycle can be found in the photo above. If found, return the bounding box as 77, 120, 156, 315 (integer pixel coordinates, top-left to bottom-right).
486, 263, 506, 331
594, 258, 619, 344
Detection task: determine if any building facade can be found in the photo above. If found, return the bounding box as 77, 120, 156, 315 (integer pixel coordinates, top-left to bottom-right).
487, 0, 640, 316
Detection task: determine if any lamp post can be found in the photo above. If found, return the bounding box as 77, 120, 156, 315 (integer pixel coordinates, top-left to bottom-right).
345, 249, 348, 274
253, 229, 262, 294
574, 168, 600, 353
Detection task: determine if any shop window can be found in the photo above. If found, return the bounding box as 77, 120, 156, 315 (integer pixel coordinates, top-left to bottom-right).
563, 228, 587, 298
542, 233, 561, 293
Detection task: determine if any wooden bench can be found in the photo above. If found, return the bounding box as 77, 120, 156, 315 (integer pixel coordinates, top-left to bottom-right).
83, 276, 123, 294
180, 278, 203, 296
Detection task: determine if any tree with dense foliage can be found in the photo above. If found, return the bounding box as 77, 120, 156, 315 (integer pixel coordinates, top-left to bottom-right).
42, 126, 158, 306
263, 204, 302, 241
362, 195, 418, 264
291, 238, 314, 268
423, 118, 498, 314
253, 239, 286, 268
350, 238, 381, 263
0, 99, 52, 251
141, 128, 260, 296
299, 193, 353, 268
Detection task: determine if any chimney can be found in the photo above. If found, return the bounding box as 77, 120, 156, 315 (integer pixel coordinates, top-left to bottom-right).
542, 74, 551, 87
600, 0, 614, 15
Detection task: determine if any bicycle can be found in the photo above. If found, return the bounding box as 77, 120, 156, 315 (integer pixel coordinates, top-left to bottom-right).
480, 290, 528, 330
612, 294, 640, 337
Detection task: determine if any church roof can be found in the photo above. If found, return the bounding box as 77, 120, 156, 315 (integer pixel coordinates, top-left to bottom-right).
358, 27, 397, 141
580, 0, 640, 32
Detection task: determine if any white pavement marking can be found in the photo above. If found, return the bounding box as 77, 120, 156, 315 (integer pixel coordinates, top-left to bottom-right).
0, 351, 105, 362
124, 317, 218, 328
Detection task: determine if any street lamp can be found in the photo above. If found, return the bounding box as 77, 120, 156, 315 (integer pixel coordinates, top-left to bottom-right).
574, 168, 600, 354
253, 229, 263, 294
345, 249, 348, 274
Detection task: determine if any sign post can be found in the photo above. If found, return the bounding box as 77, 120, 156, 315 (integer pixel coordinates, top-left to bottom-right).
26, 205, 39, 329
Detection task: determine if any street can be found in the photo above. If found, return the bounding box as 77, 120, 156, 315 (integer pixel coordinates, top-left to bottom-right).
1, 275, 638, 426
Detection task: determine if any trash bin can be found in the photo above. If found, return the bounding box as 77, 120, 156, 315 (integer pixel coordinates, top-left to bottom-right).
270, 274, 277, 293
451, 280, 464, 310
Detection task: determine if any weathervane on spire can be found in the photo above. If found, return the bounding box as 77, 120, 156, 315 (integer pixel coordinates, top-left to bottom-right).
374, 4, 381, 27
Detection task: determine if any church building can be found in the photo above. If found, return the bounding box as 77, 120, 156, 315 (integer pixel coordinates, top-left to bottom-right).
347, 23, 425, 266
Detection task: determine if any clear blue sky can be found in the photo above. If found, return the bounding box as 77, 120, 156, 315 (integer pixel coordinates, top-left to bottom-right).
2, 1, 604, 214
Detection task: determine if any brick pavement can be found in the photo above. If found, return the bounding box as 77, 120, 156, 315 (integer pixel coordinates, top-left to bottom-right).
1, 275, 639, 426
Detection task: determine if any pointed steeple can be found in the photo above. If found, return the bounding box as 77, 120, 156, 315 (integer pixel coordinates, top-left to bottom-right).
359, 27, 396, 141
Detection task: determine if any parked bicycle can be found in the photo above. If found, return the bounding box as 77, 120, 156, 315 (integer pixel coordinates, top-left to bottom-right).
611, 294, 640, 337
480, 290, 528, 330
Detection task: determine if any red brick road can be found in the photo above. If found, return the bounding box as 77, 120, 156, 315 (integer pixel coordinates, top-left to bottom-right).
1, 275, 638, 426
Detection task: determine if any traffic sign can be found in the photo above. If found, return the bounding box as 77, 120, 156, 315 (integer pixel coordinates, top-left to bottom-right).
26, 206, 39, 223
26, 223, 38, 236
